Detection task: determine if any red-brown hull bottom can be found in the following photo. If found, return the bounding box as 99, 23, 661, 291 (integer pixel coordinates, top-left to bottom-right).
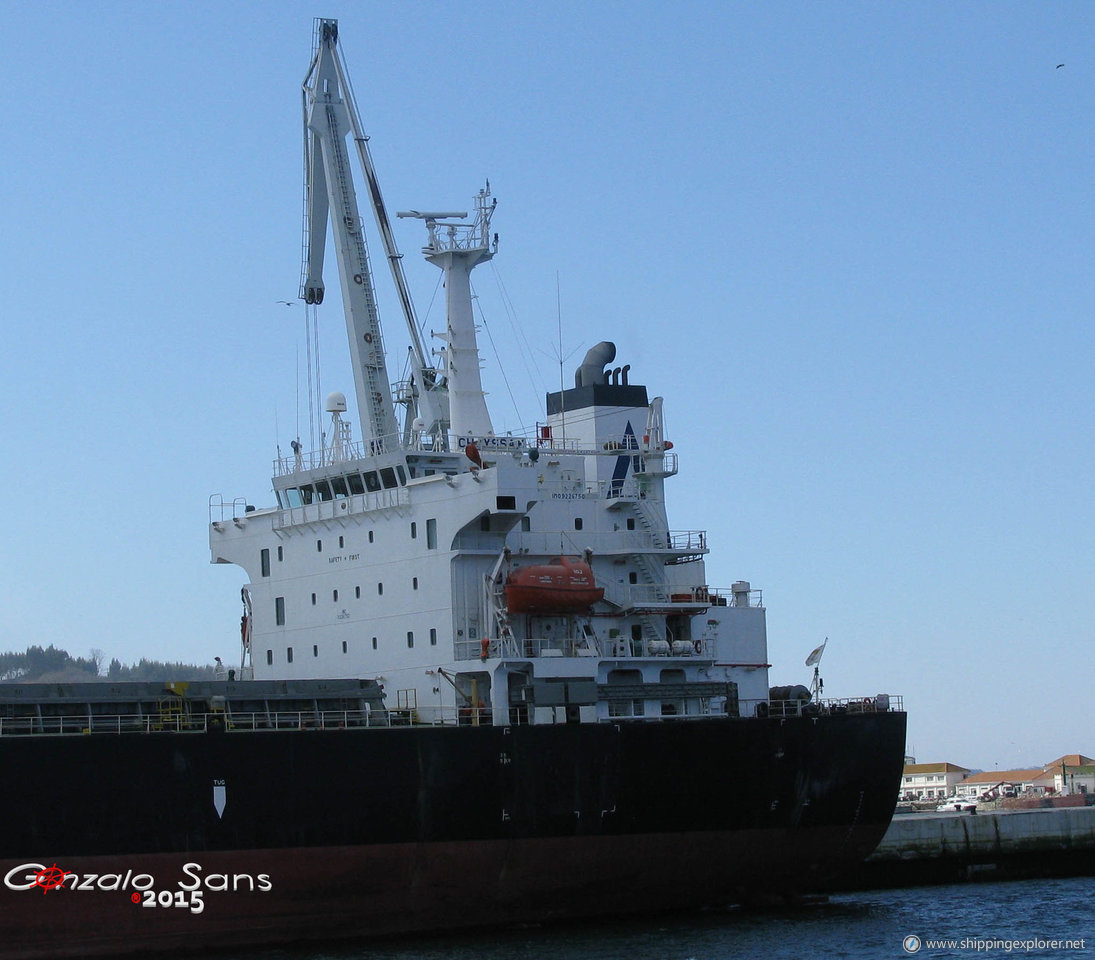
1, 825, 884, 959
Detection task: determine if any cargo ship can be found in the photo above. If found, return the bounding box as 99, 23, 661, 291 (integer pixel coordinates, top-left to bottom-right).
0, 19, 906, 959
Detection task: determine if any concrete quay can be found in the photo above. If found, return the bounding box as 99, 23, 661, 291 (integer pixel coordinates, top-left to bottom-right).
839, 805, 1095, 889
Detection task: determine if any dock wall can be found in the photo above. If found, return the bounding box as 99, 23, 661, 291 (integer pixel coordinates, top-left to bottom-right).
835, 806, 1095, 889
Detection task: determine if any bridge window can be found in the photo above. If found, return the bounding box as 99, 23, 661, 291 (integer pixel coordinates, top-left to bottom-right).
380, 467, 397, 489
347, 473, 365, 495
364, 471, 381, 493
331, 476, 349, 499
315, 480, 333, 501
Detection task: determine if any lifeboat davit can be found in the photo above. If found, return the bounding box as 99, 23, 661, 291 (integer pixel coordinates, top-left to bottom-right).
504, 557, 604, 614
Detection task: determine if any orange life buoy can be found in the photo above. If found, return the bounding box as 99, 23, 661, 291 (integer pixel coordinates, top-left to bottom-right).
480, 637, 490, 660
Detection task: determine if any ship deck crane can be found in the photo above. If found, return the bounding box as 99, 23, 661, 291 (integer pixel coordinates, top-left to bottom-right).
301, 19, 445, 453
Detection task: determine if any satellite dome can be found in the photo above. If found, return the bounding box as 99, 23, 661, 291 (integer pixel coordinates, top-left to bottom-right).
326, 391, 348, 413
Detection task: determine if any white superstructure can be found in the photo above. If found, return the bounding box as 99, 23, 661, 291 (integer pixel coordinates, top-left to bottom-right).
209, 18, 770, 726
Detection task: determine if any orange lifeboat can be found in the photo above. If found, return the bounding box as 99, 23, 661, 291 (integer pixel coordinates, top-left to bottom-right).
504, 557, 604, 614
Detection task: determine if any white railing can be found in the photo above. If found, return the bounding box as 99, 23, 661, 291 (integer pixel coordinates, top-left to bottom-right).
208, 495, 250, 523
0, 705, 503, 737
0, 695, 905, 735
743, 694, 904, 719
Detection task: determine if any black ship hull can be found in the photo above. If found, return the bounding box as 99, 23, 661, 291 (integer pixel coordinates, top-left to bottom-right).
0, 710, 905, 958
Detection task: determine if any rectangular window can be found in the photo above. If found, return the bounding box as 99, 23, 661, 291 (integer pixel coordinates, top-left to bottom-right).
574, 518, 583, 530
266, 649, 273, 666
333, 589, 339, 602
496, 495, 516, 510
260, 548, 270, 577
410, 522, 417, 539
412, 577, 418, 590
331, 476, 349, 499
480, 516, 491, 531
316, 539, 323, 552
338, 536, 345, 549
342, 641, 347, 654
372, 637, 378, 650
377, 583, 383, 596
315, 480, 333, 501
430, 628, 437, 647
626, 518, 636, 530
521, 517, 531, 532
379, 467, 397, 489
277, 545, 283, 562
396, 465, 407, 485
347, 473, 365, 495
355, 586, 361, 599
311, 593, 317, 606
364, 471, 381, 493
368, 530, 375, 544
313, 645, 318, 657
426, 518, 437, 549
275, 597, 285, 625
287, 647, 294, 664
407, 631, 414, 649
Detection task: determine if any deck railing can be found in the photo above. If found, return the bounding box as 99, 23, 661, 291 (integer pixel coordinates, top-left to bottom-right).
0, 694, 904, 736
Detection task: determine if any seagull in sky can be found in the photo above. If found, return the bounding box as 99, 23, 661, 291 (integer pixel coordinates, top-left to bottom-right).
1057, 63, 1065, 69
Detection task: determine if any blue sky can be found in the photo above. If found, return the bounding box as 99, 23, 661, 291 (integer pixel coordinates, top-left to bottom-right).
1, 0, 1091, 771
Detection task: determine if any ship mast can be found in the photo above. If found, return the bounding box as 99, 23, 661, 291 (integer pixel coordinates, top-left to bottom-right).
399, 186, 499, 446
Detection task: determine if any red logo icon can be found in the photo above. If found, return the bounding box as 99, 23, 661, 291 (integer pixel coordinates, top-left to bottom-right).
33, 864, 68, 895
131, 892, 141, 903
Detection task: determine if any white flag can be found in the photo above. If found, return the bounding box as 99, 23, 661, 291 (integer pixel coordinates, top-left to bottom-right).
805, 639, 827, 667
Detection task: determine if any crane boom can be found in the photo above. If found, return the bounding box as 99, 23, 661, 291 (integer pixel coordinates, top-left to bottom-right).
301, 19, 399, 452
326, 41, 448, 445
